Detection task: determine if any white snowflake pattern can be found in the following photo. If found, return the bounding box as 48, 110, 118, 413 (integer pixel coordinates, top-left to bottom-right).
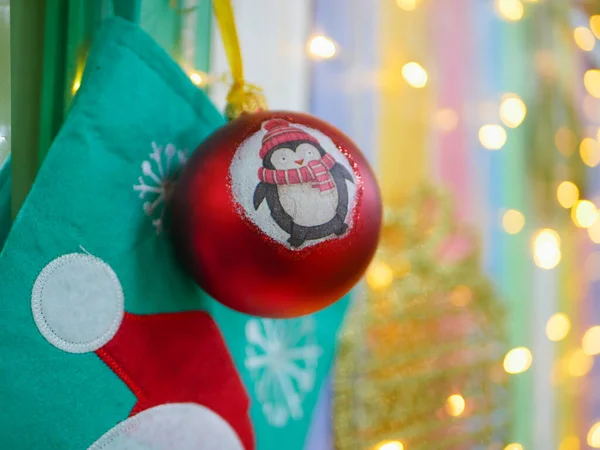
133, 142, 188, 234
245, 317, 322, 427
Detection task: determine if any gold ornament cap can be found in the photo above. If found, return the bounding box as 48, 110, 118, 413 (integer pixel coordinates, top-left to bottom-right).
225, 83, 268, 121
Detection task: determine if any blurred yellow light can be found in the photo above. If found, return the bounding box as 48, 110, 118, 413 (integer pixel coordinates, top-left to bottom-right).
546, 313, 571, 342
583, 326, 600, 356
567, 349, 593, 377
189, 71, 208, 87
72, 78, 81, 95
500, 94, 527, 128
574, 27, 596, 52
590, 423, 600, 448
376, 441, 404, 450
503, 347, 532, 374
556, 128, 577, 156
557, 181, 579, 208
446, 394, 466, 417
450, 285, 472, 307
495, 0, 524, 21
402, 62, 428, 88
559, 436, 580, 450
591, 15, 600, 39
588, 219, 600, 243
308, 35, 337, 59
435, 108, 459, 132
366, 261, 394, 290
533, 228, 561, 270
585, 70, 600, 98
479, 125, 507, 150
590, 424, 600, 449
502, 209, 525, 234
396, 0, 417, 10
504, 443, 524, 450
572, 200, 598, 228
580, 138, 600, 167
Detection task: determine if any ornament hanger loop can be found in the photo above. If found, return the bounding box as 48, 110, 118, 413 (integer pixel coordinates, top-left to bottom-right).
212, 0, 268, 120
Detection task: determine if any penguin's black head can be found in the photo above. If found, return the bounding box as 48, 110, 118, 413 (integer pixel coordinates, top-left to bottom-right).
262, 140, 327, 170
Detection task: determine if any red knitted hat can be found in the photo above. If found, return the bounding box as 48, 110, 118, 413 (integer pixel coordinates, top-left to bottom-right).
259, 119, 319, 159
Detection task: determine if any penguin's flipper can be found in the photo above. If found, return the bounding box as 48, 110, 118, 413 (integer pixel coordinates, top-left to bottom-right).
253, 182, 268, 209
332, 163, 354, 184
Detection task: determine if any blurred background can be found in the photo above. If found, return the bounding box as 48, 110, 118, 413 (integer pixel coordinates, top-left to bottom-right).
5, 0, 600, 449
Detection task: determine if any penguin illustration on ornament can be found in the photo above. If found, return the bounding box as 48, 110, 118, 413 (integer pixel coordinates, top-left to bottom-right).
252, 119, 354, 248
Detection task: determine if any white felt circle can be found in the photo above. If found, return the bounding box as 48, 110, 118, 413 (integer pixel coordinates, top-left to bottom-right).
87, 403, 245, 450
230, 122, 358, 249
31, 253, 124, 353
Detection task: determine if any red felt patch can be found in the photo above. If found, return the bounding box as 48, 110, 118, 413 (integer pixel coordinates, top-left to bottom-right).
96, 312, 254, 450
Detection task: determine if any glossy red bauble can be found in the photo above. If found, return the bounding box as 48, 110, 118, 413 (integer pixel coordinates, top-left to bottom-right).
170, 111, 381, 318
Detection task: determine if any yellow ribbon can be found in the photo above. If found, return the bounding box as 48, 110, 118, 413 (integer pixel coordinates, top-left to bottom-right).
212, 0, 267, 120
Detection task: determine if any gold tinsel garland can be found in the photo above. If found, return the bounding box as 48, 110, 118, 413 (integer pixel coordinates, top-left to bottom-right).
334, 185, 510, 450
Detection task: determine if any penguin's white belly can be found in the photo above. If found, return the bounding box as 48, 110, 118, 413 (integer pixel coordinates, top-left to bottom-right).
278, 183, 339, 227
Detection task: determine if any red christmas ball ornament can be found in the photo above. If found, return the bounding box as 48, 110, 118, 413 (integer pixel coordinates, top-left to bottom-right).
170, 111, 381, 318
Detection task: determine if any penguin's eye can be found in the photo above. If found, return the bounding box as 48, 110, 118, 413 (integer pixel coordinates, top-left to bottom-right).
297, 143, 320, 160
271, 148, 295, 168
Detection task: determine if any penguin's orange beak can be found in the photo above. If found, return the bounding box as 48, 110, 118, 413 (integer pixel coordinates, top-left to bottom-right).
295, 159, 304, 166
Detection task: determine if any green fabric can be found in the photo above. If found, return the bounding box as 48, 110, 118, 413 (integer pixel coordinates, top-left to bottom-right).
0, 17, 348, 449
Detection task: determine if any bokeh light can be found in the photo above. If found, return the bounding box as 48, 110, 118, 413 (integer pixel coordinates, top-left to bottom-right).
582, 326, 600, 356
503, 347, 532, 374
574, 27, 596, 52
546, 313, 571, 342
189, 71, 208, 87
504, 443, 524, 450
396, 0, 417, 11
495, 0, 524, 21
502, 209, 525, 234
588, 219, 600, 244
580, 138, 600, 167
589, 423, 600, 449
446, 394, 466, 417
500, 94, 527, 128
366, 261, 394, 290
450, 285, 472, 307
402, 62, 428, 88
567, 349, 593, 377
585, 70, 600, 98
376, 441, 404, 450
591, 15, 600, 39
308, 35, 337, 59
533, 229, 561, 270
572, 200, 598, 228
479, 125, 507, 150
590, 423, 600, 448
557, 181, 579, 209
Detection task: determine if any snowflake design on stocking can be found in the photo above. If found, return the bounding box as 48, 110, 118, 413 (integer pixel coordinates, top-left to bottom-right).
245, 317, 322, 427
134, 142, 188, 234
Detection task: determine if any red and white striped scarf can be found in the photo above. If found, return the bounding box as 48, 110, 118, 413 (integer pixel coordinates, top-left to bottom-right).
258, 153, 336, 192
